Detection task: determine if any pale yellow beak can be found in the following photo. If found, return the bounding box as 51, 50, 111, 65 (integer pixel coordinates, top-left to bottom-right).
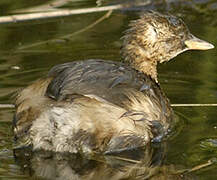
185, 35, 214, 50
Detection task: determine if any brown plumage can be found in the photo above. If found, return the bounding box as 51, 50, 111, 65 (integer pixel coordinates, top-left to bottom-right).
13, 11, 214, 155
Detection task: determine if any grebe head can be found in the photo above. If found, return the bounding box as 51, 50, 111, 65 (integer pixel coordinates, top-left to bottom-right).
121, 11, 214, 81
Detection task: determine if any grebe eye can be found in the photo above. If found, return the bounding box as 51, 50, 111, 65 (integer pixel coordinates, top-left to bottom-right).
168, 17, 181, 26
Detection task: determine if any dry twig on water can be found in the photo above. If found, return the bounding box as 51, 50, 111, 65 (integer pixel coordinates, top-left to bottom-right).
0, 104, 15, 108
0, 0, 151, 25
1, 103, 217, 109
0, 5, 123, 24
171, 104, 217, 107
173, 158, 216, 175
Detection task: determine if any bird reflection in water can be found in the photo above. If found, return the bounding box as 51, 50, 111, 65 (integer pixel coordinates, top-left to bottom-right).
14, 143, 196, 180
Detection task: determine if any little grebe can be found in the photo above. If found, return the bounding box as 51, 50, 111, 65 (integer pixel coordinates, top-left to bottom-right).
13, 11, 214, 155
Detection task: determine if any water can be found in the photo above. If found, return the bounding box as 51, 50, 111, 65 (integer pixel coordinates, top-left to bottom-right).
0, 0, 216, 179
